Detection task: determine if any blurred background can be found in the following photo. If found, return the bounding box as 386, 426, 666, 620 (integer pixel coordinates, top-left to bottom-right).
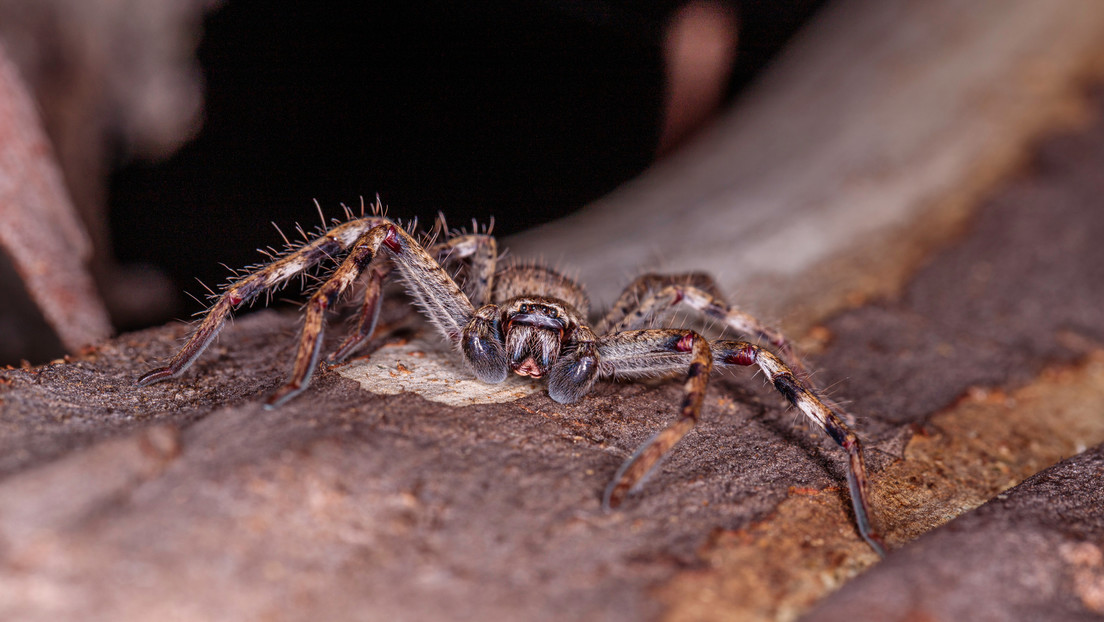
0, 0, 825, 364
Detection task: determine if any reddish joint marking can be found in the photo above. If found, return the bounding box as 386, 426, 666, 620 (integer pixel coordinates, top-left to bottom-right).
382, 226, 402, 253
674, 333, 695, 352
228, 293, 243, 306
724, 344, 757, 366
671, 288, 685, 305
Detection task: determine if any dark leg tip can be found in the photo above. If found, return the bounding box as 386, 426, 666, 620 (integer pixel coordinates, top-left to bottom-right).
136, 367, 174, 387
264, 383, 304, 409
601, 481, 627, 513
864, 533, 888, 558
328, 334, 370, 365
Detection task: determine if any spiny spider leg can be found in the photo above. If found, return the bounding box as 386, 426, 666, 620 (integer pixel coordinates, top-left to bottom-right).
428, 233, 498, 306
136, 216, 392, 387
598, 329, 713, 508
596, 273, 809, 381
711, 340, 885, 556
600, 333, 886, 557
267, 223, 477, 407
327, 232, 498, 365
327, 255, 390, 364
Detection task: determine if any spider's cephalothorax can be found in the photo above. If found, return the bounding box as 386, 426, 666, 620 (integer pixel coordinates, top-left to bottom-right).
137, 203, 886, 557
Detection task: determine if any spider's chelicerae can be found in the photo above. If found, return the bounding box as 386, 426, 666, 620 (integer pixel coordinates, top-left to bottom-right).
138, 202, 886, 556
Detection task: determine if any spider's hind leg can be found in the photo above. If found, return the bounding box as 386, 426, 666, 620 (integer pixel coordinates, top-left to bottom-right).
136, 216, 391, 387
596, 328, 885, 557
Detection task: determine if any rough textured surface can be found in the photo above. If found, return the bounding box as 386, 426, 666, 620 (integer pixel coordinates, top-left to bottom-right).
3, 87, 1104, 619
659, 355, 1104, 621
4, 35, 1104, 622
802, 444, 1104, 622
815, 103, 1104, 431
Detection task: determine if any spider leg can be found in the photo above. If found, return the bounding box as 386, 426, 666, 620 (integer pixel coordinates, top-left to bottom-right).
599, 330, 885, 557
427, 233, 498, 306
137, 216, 391, 387
597, 328, 713, 509
596, 273, 808, 381
548, 324, 600, 403
327, 230, 497, 365
712, 340, 885, 556
327, 255, 391, 364
460, 303, 509, 383
424, 232, 509, 382
267, 222, 478, 407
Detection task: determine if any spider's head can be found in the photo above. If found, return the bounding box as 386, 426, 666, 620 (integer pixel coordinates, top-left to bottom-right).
502, 298, 571, 379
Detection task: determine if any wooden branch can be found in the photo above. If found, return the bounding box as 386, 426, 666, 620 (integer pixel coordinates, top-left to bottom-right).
0, 42, 110, 353
511, 0, 1104, 331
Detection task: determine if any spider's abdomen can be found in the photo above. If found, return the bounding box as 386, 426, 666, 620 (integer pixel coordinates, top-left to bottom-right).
493, 264, 589, 316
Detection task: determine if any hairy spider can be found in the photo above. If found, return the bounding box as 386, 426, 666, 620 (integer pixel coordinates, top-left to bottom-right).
138, 202, 886, 556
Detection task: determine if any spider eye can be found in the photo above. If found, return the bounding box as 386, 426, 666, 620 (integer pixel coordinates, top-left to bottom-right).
519, 303, 531, 313
548, 308, 558, 318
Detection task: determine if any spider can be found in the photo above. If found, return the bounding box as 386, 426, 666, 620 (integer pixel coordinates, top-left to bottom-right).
137, 202, 886, 557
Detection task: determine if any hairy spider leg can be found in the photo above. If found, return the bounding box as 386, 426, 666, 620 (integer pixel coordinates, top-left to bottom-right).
596, 273, 809, 382
266, 223, 478, 407
326, 232, 498, 365
429, 233, 498, 307
600, 332, 885, 557
136, 216, 393, 387
547, 323, 600, 404
597, 328, 713, 508
326, 255, 390, 364
712, 340, 885, 556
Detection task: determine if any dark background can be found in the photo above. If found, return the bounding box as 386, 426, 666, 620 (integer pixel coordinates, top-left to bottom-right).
108, 1, 826, 311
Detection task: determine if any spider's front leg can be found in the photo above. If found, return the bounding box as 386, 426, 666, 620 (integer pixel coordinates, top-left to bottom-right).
459, 303, 509, 384
267, 223, 485, 407
596, 329, 714, 508
326, 229, 499, 365
547, 324, 601, 404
